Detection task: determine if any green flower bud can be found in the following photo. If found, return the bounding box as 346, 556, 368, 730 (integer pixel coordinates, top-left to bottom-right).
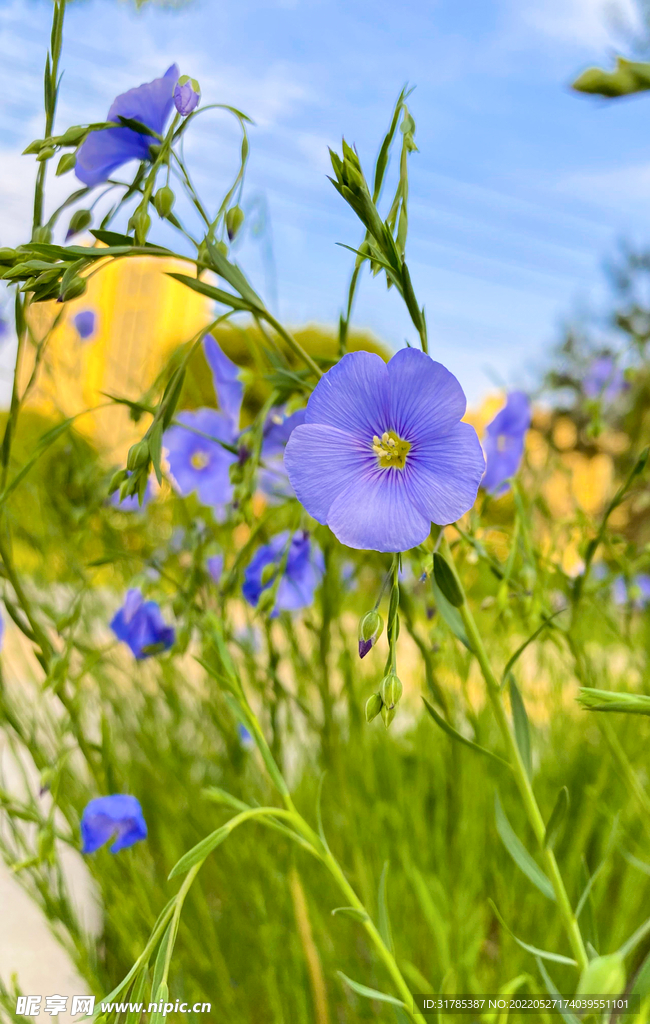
226, 205, 245, 241
256, 587, 277, 617
66, 208, 92, 239
380, 672, 403, 709
59, 276, 87, 302
577, 953, 625, 998
126, 438, 150, 472
36, 147, 56, 162
358, 609, 384, 659
129, 209, 151, 245
381, 704, 396, 729
0, 248, 17, 264
57, 125, 88, 147
56, 152, 77, 176
22, 139, 45, 155
32, 226, 52, 244
108, 468, 130, 494
154, 185, 175, 218
365, 692, 383, 723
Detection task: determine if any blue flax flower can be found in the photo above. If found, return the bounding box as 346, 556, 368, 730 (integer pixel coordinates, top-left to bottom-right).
74, 310, 96, 340
243, 530, 324, 614
207, 553, 224, 581
259, 408, 306, 499
110, 589, 175, 659
81, 794, 147, 854
75, 65, 179, 187
174, 78, 200, 116
164, 408, 236, 510
613, 574, 650, 610
284, 349, 484, 552
584, 356, 627, 402
482, 391, 531, 496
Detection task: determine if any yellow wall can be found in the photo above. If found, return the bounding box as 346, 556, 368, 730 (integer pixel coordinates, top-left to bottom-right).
23, 255, 212, 459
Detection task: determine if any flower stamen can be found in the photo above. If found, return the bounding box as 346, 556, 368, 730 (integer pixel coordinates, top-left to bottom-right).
372, 430, 411, 469
191, 451, 210, 470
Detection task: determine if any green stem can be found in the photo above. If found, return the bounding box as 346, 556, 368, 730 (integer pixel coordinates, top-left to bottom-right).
260, 311, 324, 380
442, 538, 588, 973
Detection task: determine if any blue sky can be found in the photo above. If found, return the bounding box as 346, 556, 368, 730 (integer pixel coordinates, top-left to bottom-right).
1, 0, 650, 401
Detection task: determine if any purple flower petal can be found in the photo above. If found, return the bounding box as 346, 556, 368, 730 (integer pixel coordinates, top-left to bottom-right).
284, 423, 370, 523
327, 468, 431, 552
75, 65, 179, 187
402, 422, 485, 524
73, 310, 96, 340
388, 348, 467, 439
203, 336, 243, 427
81, 794, 147, 855
305, 351, 390, 436
164, 408, 236, 509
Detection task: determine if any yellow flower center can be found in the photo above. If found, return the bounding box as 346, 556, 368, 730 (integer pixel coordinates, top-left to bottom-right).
191, 451, 210, 470
372, 430, 411, 469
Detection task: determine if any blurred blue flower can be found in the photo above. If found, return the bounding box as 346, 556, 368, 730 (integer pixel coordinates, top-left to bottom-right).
81, 794, 147, 854
203, 336, 243, 426
164, 408, 236, 510
584, 356, 627, 402
238, 723, 254, 748
482, 391, 531, 497
110, 474, 152, 511
259, 407, 306, 499
613, 574, 650, 610
110, 589, 175, 659
243, 530, 324, 615
284, 349, 484, 552
174, 78, 200, 116
75, 65, 179, 187
74, 310, 97, 340
207, 553, 224, 581
0, 316, 9, 340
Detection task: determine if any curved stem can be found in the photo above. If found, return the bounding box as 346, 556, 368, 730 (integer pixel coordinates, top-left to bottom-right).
442, 537, 589, 973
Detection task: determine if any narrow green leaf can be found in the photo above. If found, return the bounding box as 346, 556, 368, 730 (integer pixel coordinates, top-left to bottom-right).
432, 553, 464, 607
125, 969, 149, 1024
168, 824, 232, 879
205, 241, 263, 307
166, 273, 254, 312
422, 698, 510, 770
315, 771, 329, 850
618, 912, 650, 958
331, 907, 369, 923
494, 794, 555, 901
377, 861, 394, 954
431, 576, 472, 649
337, 971, 405, 1008
509, 676, 532, 779
151, 926, 172, 1005
149, 981, 169, 1024
544, 787, 569, 850
501, 611, 564, 684
535, 959, 581, 1024
489, 901, 576, 965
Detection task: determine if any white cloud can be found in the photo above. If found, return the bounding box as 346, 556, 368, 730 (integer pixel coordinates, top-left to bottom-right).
504, 0, 641, 50
558, 160, 650, 213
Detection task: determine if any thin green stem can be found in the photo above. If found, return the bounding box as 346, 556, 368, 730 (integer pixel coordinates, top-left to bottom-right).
442, 538, 588, 973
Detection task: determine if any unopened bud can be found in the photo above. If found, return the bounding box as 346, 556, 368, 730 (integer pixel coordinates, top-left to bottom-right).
126, 439, 150, 472
380, 672, 403, 709
174, 76, 201, 116
66, 208, 92, 240
108, 468, 130, 494
256, 587, 277, 616
358, 609, 384, 659
58, 125, 88, 147
129, 209, 151, 245
36, 146, 56, 162
381, 704, 396, 729
23, 139, 45, 155
0, 249, 17, 264
33, 226, 52, 244
365, 692, 383, 723
59, 276, 86, 302
56, 152, 77, 176
154, 185, 175, 218
226, 205, 244, 241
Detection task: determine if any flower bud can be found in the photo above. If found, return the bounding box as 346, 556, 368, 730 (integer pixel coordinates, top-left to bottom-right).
256, 587, 277, 617
260, 562, 278, 587
0, 249, 17, 264
59, 276, 86, 302
108, 468, 130, 494
129, 209, 151, 245
226, 205, 245, 241
381, 704, 396, 729
358, 609, 383, 659
36, 146, 56, 162
154, 185, 175, 218
23, 139, 45, 155
577, 953, 625, 998
57, 125, 88, 147
126, 438, 150, 472
66, 208, 92, 240
56, 152, 77, 176
380, 672, 403, 709
32, 226, 52, 244
174, 76, 201, 116
365, 692, 383, 723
